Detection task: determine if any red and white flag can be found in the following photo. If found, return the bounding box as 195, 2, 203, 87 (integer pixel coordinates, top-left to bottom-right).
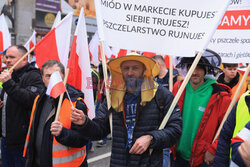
89, 31, 113, 64
89, 31, 99, 64
51, 11, 61, 29
46, 71, 66, 99
67, 8, 95, 119
35, 12, 73, 69
111, 47, 141, 58
0, 14, 11, 53
24, 30, 36, 51
0, 14, 11, 70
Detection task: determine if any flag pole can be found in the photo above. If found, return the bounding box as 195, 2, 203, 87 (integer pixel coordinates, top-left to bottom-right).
99, 40, 112, 136
159, 52, 203, 130
213, 64, 250, 142
55, 68, 70, 121
169, 55, 173, 92
8, 46, 35, 72
150, 52, 203, 154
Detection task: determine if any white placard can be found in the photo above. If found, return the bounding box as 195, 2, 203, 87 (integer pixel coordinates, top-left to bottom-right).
96, 0, 230, 57
208, 0, 250, 63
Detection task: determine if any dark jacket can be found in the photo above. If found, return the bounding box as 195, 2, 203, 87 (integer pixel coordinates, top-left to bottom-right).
76, 85, 182, 167
213, 95, 250, 167
217, 72, 239, 89
171, 81, 232, 166
0, 63, 44, 148
25, 84, 89, 167
155, 68, 179, 90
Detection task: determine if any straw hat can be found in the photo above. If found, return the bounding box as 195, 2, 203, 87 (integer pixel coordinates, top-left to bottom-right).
108, 52, 159, 78
107, 52, 160, 112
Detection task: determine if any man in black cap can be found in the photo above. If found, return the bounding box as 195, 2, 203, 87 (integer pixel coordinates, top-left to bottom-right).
71, 52, 182, 167
170, 49, 232, 167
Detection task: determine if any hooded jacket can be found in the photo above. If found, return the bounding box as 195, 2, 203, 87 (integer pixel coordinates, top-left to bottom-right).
171, 81, 231, 166
0, 63, 44, 148
24, 84, 88, 167
217, 71, 247, 101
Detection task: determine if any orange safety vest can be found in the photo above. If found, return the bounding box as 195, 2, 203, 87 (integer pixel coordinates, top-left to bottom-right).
23, 95, 86, 167
231, 72, 248, 101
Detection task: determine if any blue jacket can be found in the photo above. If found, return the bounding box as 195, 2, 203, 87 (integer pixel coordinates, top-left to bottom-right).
75, 85, 182, 167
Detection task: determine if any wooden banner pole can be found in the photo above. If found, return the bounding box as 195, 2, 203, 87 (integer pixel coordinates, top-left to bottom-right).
8, 46, 35, 72
99, 41, 112, 136
213, 64, 250, 142
54, 68, 70, 121
169, 55, 173, 92
150, 52, 203, 154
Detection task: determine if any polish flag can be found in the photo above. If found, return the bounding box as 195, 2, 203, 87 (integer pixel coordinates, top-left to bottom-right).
35, 12, 73, 69
89, 31, 113, 65
24, 31, 36, 51
111, 47, 139, 58
89, 31, 99, 64
0, 14, 11, 70
51, 11, 61, 29
46, 71, 66, 99
67, 8, 95, 119
142, 52, 156, 58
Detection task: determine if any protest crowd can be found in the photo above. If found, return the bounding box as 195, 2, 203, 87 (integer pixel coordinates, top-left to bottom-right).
0, 1, 250, 167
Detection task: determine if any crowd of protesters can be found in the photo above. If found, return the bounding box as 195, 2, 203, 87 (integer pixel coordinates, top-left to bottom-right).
0, 44, 249, 167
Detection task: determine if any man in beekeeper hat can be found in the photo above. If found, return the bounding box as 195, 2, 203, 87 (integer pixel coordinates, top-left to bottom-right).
71, 52, 182, 167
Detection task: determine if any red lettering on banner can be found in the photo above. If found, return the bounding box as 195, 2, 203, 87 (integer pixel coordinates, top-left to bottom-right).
217, 10, 250, 30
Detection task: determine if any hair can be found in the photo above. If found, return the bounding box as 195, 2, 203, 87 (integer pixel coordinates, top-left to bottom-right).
223, 63, 238, 68
36, 34, 43, 38
152, 55, 165, 65
41, 60, 65, 76
9, 45, 28, 57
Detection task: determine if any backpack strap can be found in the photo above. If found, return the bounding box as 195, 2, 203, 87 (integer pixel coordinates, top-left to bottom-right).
154, 89, 165, 122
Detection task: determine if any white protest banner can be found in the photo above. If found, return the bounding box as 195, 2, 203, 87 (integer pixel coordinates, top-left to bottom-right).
96, 0, 230, 57
208, 0, 250, 63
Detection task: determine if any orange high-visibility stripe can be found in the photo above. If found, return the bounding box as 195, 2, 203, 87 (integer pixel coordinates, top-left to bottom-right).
24, 95, 87, 167
23, 95, 40, 157
53, 145, 86, 158
29, 95, 40, 129
53, 155, 86, 167
231, 72, 248, 101
52, 98, 86, 166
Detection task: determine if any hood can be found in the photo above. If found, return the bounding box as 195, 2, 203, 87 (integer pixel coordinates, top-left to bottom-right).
212, 82, 232, 97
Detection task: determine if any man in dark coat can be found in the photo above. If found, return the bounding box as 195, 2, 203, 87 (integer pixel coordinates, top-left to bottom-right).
71, 52, 182, 167
24, 60, 88, 167
0, 45, 44, 167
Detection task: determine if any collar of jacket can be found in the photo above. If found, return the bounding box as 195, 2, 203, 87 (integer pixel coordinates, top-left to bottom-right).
12, 63, 30, 80
217, 72, 240, 88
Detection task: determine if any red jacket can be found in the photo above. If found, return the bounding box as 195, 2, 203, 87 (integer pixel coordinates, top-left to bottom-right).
171, 81, 231, 166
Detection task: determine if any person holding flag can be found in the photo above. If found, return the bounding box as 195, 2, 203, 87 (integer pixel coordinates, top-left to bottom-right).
23, 60, 88, 167
71, 53, 182, 166
0, 45, 44, 167
171, 49, 232, 167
